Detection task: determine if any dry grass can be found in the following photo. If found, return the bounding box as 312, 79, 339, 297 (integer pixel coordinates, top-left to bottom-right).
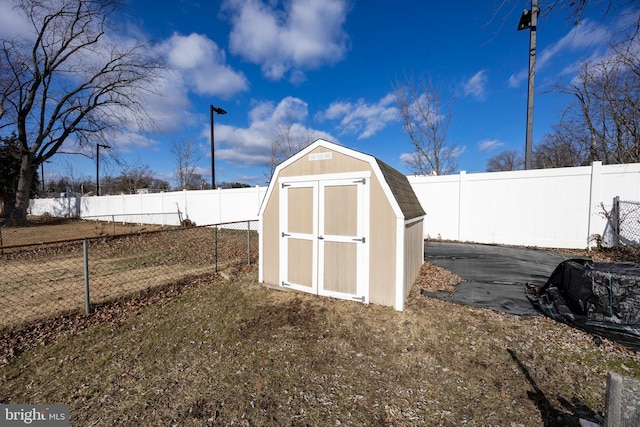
0, 216, 169, 249
0, 224, 257, 331
1, 220, 638, 425
1, 264, 638, 426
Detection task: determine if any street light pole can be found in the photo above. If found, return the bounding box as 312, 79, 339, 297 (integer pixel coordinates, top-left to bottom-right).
210, 105, 227, 189
96, 143, 111, 196
518, 0, 538, 170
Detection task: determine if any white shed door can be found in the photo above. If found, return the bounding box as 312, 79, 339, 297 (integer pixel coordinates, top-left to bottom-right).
279, 181, 318, 294
280, 176, 369, 303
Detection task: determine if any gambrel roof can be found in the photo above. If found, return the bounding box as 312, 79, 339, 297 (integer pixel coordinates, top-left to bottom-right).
375, 159, 425, 220
259, 139, 426, 221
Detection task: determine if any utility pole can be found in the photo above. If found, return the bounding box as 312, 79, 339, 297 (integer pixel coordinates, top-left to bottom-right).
518, 0, 538, 170
96, 143, 111, 196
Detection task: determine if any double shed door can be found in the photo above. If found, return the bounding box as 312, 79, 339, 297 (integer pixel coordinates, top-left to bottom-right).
280, 174, 369, 303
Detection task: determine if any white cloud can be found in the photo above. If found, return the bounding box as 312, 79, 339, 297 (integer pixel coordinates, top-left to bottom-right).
463, 70, 488, 100
122, 32, 249, 137
0, 1, 245, 138
0, 0, 30, 38
160, 33, 249, 98
317, 94, 398, 139
112, 131, 160, 152
205, 97, 336, 166
508, 19, 611, 88
223, 0, 350, 80
478, 139, 503, 151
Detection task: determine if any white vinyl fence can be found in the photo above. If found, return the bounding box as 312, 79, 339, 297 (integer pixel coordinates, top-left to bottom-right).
409, 161, 640, 249
29, 186, 267, 227
29, 161, 640, 249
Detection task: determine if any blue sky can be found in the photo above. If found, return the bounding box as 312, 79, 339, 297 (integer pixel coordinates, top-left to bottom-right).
2, 0, 637, 188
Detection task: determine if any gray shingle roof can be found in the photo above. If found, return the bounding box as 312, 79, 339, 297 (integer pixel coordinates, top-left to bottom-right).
375, 159, 426, 220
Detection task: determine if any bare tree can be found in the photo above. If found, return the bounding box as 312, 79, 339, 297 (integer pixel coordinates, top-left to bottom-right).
0, 0, 163, 221
60, 158, 90, 195
268, 108, 317, 180
171, 139, 203, 190
393, 74, 458, 175
550, 38, 639, 165
486, 150, 524, 171
533, 122, 587, 168
487, 0, 637, 33
114, 160, 154, 194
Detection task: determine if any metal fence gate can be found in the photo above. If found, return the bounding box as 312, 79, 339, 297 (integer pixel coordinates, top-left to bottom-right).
614, 197, 640, 247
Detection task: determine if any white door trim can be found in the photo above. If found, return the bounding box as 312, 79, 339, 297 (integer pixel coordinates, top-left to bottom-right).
317, 177, 369, 303
279, 180, 318, 295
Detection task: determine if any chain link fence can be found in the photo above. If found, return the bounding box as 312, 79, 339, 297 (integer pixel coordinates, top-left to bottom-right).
0, 214, 173, 250
614, 197, 640, 247
0, 220, 257, 333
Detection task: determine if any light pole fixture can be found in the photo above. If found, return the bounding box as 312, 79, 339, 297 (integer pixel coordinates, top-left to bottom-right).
210, 105, 227, 189
518, 0, 538, 170
96, 143, 111, 196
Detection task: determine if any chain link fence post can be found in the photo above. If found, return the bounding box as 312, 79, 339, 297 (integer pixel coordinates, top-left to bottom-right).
613, 196, 620, 247
83, 238, 91, 314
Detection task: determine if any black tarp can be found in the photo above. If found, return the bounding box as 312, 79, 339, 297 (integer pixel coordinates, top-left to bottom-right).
422, 242, 568, 316
526, 259, 640, 351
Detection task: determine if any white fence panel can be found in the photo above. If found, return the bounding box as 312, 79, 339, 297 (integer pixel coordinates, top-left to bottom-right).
33, 186, 269, 227
409, 161, 640, 249
408, 174, 461, 241
29, 196, 80, 218
28, 162, 639, 249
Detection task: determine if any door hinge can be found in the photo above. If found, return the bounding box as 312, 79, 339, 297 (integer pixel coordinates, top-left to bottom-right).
352, 295, 365, 302
281, 183, 291, 188
352, 237, 365, 243
282, 281, 291, 287
353, 178, 366, 184
282, 232, 290, 237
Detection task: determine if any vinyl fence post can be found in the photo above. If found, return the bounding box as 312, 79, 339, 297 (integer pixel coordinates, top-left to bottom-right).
83, 238, 91, 314
247, 220, 251, 266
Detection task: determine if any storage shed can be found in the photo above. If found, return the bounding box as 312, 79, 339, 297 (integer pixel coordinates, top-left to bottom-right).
258, 139, 426, 311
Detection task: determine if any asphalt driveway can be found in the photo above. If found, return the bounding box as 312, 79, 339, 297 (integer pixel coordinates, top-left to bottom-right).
423, 241, 571, 316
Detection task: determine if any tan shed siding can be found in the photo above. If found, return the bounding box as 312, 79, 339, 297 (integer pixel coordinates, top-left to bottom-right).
288, 187, 314, 234
323, 241, 358, 294
288, 238, 314, 287
262, 186, 280, 285
368, 174, 397, 307
279, 146, 370, 177
403, 219, 424, 297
